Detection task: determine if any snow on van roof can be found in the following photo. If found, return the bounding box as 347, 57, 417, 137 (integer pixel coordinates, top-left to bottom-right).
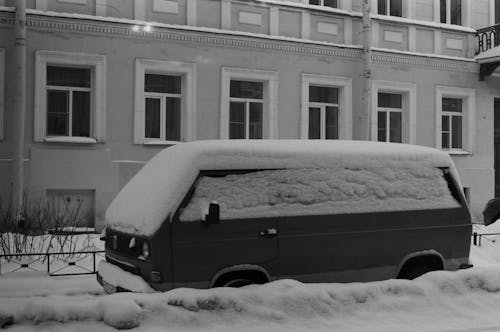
105, 140, 458, 236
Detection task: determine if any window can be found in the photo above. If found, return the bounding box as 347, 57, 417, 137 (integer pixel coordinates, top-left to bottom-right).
371, 80, 416, 144
46, 66, 91, 137
134, 59, 196, 144
441, 97, 463, 149
440, 0, 461, 25
496, 0, 500, 24
378, 0, 403, 17
435, 86, 475, 153
0, 48, 4, 140
301, 74, 352, 140
229, 81, 263, 139
308, 86, 339, 139
309, 0, 338, 8
220, 67, 278, 139
144, 74, 182, 141
377, 93, 402, 143
35, 51, 106, 143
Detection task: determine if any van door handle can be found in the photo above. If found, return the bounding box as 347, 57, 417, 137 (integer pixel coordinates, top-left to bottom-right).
259, 228, 278, 237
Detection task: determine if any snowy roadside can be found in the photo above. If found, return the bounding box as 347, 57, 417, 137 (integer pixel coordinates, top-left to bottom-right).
1, 222, 500, 331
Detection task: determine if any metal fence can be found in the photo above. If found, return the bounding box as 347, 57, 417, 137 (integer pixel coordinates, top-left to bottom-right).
472, 232, 500, 246
476, 24, 500, 55
0, 250, 105, 276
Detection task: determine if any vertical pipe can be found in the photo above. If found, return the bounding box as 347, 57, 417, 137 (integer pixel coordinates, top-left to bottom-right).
360, 0, 372, 140
12, 0, 27, 218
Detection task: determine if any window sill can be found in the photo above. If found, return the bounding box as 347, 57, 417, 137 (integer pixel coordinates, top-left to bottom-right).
44, 136, 97, 144
143, 140, 183, 146
444, 149, 471, 156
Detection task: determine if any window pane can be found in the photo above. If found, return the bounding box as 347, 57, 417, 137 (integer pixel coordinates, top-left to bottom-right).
324, 0, 338, 8
309, 107, 321, 139
47, 66, 91, 88
378, 111, 387, 142
389, 112, 402, 143
165, 97, 181, 141
390, 0, 402, 17
249, 102, 263, 139
309, 0, 320, 4
145, 74, 181, 94
496, 0, 500, 23
442, 115, 450, 132
309, 86, 338, 103
325, 106, 338, 139
378, 93, 402, 108
378, 0, 386, 14
440, 0, 446, 23
47, 90, 69, 136
442, 133, 450, 149
72, 91, 91, 137
450, 0, 461, 25
442, 98, 462, 113
145, 98, 161, 139
230, 81, 263, 99
229, 102, 246, 139
451, 115, 462, 148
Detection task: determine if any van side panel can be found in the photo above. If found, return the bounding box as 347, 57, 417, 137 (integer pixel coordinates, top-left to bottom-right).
277, 207, 471, 282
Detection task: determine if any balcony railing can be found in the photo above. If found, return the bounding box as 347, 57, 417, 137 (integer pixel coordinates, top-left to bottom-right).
476, 24, 500, 55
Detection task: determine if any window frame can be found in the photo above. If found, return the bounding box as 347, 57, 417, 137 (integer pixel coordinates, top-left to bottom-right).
301, 74, 352, 140
371, 80, 416, 144
377, 92, 403, 143
435, 86, 475, 154
377, 0, 403, 17
220, 67, 278, 139
229, 84, 264, 139
134, 59, 196, 145
46, 67, 92, 138
309, 0, 339, 9
35, 51, 106, 143
308, 86, 340, 140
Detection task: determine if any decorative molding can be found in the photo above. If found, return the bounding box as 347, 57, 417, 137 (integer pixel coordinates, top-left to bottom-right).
36, 0, 48, 11
186, 0, 197, 26
317, 21, 338, 35
384, 30, 403, 43
238, 11, 262, 26
134, 0, 145, 20
95, 0, 106, 17
301, 11, 310, 39
445, 38, 463, 50
0, 12, 478, 73
153, 0, 179, 14
57, 0, 87, 4
269, 6, 278, 36
221, 0, 231, 29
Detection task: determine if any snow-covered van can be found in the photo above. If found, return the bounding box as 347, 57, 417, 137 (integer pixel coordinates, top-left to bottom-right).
97, 140, 472, 293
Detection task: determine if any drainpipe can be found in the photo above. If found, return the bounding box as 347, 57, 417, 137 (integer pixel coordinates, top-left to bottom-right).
12, 0, 26, 218
360, 0, 372, 141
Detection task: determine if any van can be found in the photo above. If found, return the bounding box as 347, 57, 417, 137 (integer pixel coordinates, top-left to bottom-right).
97, 140, 472, 293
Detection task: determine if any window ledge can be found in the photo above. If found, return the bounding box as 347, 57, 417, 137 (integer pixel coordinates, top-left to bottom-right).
143, 140, 183, 146
44, 136, 97, 144
445, 149, 471, 156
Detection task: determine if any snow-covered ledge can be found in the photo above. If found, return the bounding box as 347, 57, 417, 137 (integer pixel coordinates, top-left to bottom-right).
44, 136, 98, 144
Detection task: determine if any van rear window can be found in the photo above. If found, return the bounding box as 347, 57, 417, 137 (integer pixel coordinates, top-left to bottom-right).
179, 166, 461, 221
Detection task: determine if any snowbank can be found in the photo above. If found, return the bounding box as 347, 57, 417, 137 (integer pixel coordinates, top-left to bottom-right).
106, 140, 459, 235
4, 266, 500, 331
97, 261, 154, 293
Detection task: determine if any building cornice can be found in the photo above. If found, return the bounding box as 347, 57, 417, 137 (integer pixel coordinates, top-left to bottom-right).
0, 9, 478, 73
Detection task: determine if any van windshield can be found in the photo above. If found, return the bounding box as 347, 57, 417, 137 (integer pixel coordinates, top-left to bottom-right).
179, 166, 461, 222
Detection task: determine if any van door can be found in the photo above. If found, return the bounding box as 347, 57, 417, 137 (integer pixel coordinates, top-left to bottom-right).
171, 217, 278, 288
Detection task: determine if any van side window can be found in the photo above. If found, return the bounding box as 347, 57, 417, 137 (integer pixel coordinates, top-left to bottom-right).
178, 166, 461, 222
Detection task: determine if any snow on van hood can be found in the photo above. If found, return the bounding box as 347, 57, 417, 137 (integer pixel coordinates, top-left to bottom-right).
105, 140, 459, 236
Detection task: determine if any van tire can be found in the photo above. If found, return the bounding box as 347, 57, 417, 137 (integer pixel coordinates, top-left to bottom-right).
212, 270, 268, 288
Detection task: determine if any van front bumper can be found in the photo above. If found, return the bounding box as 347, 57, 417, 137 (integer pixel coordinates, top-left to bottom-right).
97, 260, 155, 294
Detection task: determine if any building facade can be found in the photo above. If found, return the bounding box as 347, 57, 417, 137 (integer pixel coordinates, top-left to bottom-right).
1, 0, 499, 228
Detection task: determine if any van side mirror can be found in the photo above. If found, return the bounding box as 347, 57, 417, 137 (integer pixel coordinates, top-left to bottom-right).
203, 202, 220, 225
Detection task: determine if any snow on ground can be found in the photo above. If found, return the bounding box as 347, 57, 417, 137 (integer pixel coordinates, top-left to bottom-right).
3, 222, 500, 331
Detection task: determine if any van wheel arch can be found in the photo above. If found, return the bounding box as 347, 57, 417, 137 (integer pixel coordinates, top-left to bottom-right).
396, 250, 445, 280
210, 265, 271, 288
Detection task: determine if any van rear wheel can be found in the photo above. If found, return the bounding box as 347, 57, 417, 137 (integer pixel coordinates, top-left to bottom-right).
223, 278, 254, 287
399, 265, 435, 280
